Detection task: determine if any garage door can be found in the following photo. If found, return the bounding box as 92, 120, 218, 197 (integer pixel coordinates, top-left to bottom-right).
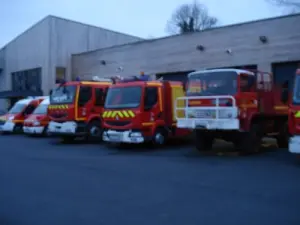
272, 62, 299, 90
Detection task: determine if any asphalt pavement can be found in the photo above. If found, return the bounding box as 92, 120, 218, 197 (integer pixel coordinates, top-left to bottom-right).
0, 135, 300, 225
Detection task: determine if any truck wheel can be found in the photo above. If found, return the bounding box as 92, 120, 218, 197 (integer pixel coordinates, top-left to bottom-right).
61, 136, 75, 143
152, 129, 167, 146
195, 131, 214, 151
87, 120, 102, 142
276, 122, 289, 148
235, 124, 262, 153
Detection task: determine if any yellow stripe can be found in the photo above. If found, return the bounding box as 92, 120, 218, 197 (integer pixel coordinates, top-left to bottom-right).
111, 111, 117, 117
295, 111, 300, 118
158, 87, 163, 111
127, 110, 135, 118
102, 111, 107, 118
117, 111, 124, 118
106, 111, 112, 118
142, 122, 154, 126
122, 110, 129, 118
274, 106, 288, 110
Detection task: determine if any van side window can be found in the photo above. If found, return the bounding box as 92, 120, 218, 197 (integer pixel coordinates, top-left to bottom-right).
78, 86, 92, 106
24, 104, 36, 115
95, 88, 104, 106
240, 74, 256, 92
144, 87, 158, 109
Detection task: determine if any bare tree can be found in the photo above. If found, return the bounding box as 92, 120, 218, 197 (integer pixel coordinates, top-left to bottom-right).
266, 0, 300, 12
166, 1, 218, 34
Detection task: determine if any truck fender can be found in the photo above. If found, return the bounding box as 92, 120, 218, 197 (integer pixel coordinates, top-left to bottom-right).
87, 115, 102, 125
242, 111, 258, 131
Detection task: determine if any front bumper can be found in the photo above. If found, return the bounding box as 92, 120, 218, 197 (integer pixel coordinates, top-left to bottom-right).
23, 126, 45, 134
103, 130, 145, 143
48, 121, 86, 136
289, 136, 300, 154
177, 119, 240, 130
1, 121, 15, 132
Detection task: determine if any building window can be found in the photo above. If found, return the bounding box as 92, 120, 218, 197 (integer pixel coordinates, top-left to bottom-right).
56, 67, 66, 83
11, 68, 42, 92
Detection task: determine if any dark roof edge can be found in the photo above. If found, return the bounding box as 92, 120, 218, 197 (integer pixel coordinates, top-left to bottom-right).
73, 12, 300, 56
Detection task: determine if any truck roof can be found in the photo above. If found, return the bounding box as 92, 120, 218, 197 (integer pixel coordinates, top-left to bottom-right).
109, 80, 183, 88
61, 81, 111, 86
189, 68, 255, 77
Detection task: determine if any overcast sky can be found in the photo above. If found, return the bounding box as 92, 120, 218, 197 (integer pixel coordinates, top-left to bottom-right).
1, 0, 284, 47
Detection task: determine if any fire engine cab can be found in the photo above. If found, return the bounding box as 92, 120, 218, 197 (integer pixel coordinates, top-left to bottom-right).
0, 96, 47, 133
288, 68, 300, 154
102, 75, 190, 145
175, 68, 289, 153
48, 77, 111, 142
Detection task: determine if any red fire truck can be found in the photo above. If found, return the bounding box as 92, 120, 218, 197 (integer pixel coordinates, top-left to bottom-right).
175, 68, 289, 153
288, 68, 300, 154
102, 76, 190, 145
47, 77, 111, 142
0, 96, 47, 134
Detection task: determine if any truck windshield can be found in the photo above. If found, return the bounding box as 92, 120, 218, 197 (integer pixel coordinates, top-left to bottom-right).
9, 103, 26, 114
50, 85, 77, 104
32, 104, 48, 114
186, 71, 237, 96
293, 76, 300, 105
105, 86, 142, 109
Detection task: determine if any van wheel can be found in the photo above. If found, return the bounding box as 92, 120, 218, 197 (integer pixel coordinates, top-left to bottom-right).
87, 120, 102, 142
195, 131, 214, 151
235, 124, 262, 153
13, 124, 23, 134
42, 125, 49, 136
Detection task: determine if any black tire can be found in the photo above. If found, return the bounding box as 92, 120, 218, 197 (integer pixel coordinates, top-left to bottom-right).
195, 131, 214, 151
86, 120, 103, 142
152, 129, 167, 147
42, 125, 49, 137
276, 121, 289, 148
13, 124, 23, 134
61, 136, 75, 143
235, 124, 262, 153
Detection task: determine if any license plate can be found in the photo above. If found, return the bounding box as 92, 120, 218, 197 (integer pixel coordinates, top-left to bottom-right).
109, 135, 121, 142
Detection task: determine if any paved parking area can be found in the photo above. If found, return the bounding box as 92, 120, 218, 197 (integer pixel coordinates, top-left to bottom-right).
0, 135, 300, 225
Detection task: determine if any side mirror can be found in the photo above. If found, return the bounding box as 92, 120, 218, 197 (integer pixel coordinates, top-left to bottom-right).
281, 89, 289, 103
49, 89, 53, 95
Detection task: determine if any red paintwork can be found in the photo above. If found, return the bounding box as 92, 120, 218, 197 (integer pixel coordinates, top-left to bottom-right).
23, 114, 50, 127
103, 80, 190, 140
48, 81, 111, 125
289, 70, 300, 136
9, 98, 46, 125
188, 70, 289, 132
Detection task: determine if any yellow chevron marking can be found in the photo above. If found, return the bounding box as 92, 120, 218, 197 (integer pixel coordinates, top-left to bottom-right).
128, 110, 135, 118
295, 111, 300, 118
106, 111, 112, 118
102, 111, 107, 118
122, 110, 129, 118
117, 111, 124, 118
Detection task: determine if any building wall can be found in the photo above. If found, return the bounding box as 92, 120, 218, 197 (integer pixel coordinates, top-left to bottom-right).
47, 16, 143, 94
72, 14, 300, 80
0, 18, 50, 111
0, 15, 143, 98
0, 47, 6, 111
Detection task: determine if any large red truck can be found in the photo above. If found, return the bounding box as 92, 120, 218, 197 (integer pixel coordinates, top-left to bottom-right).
47, 77, 111, 142
102, 76, 190, 145
175, 68, 289, 153
288, 68, 300, 154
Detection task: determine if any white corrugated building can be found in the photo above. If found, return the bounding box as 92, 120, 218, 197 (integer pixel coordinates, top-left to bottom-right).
0, 15, 143, 111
